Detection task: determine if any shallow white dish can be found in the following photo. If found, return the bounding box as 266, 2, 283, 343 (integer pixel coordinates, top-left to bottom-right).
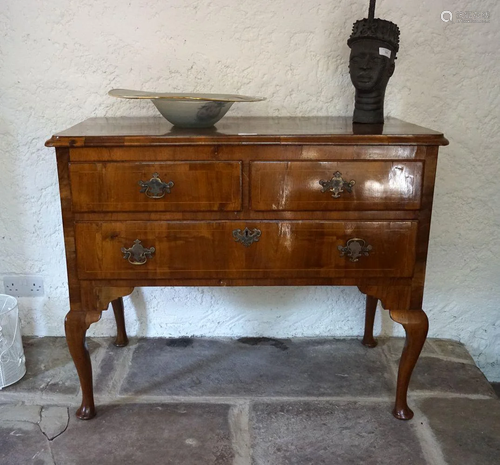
109, 89, 266, 128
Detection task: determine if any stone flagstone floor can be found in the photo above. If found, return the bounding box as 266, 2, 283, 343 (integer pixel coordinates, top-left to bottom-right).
0, 337, 499, 464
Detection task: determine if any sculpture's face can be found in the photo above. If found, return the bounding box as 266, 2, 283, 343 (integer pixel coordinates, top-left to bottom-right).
349, 40, 395, 92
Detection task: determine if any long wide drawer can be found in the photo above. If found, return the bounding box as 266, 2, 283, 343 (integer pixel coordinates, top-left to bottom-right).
250, 161, 423, 211
75, 221, 417, 280
70, 162, 242, 212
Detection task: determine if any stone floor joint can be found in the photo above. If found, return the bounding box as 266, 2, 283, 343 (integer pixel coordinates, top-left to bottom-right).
379, 339, 400, 385
410, 405, 449, 465
228, 402, 252, 465
109, 342, 139, 396
421, 354, 476, 365
35, 419, 58, 464
410, 391, 495, 400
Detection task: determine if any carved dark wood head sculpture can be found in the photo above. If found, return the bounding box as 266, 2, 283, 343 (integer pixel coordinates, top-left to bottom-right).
347, 0, 400, 124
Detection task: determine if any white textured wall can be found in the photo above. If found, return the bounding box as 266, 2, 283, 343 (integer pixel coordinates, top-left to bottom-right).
1, 1, 499, 380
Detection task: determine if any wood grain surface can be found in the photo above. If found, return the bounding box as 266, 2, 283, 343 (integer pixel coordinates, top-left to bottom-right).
250, 161, 423, 211
74, 220, 417, 280
49, 116, 447, 421
70, 161, 241, 212
45, 116, 449, 147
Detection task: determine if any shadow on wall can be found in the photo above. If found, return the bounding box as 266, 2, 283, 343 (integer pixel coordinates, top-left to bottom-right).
121, 286, 399, 339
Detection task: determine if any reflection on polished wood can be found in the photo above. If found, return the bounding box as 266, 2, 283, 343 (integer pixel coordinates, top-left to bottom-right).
65, 310, 101, 420
390, 309, 429, 420
47, 117, 448, 421
362, 295, 378, 348
111, 297, 129, 347
46, 116, 448, 146
251, 161, 423, 211
74, 221, 417, 280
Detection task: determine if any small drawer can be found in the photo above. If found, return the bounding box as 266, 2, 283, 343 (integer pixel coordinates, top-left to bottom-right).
250, 161, 423, 211
75, 221, 417, 280
70, 161, 242, 212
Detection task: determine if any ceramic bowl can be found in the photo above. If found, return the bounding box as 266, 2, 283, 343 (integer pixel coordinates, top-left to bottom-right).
109, 89, 266, 128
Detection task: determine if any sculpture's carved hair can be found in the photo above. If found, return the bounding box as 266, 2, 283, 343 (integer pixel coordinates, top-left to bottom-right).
347, 1, 400, 54
347, 18, 400, 54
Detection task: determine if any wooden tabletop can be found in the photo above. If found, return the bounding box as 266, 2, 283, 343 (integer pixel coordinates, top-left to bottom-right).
46, 117, 449, 147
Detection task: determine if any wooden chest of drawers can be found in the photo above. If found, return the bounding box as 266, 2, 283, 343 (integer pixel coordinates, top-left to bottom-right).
46, 116, 448, 421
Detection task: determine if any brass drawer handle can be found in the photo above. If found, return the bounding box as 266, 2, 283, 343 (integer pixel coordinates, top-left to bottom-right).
233, 228, 262, 247
338, 238, 372, 262
319, 171, 356, 198
138, 173, 174, 199
121, 239, 156, 265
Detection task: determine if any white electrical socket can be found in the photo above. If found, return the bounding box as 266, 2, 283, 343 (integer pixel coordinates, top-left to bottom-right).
3, 276, 44, 297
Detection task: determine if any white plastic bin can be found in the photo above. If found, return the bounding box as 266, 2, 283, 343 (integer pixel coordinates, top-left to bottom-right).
0, 295, 26, 389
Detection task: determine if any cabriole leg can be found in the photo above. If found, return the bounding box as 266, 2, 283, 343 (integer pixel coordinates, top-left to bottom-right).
389, 309, 429, 420
65, 311, 101, 420
362, 295, 378, 348
111, 297, 129, 347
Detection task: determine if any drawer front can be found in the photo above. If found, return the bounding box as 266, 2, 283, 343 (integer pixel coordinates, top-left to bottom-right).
250, 161, 423, 211
75, 221, 417, 280
70, 162, 242, 212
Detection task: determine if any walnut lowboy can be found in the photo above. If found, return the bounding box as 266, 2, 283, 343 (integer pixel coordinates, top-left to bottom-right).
46, 116, 448, 421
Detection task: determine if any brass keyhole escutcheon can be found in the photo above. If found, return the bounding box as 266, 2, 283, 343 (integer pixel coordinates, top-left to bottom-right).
319, 171, 356, 198
232, 228, 262, 247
